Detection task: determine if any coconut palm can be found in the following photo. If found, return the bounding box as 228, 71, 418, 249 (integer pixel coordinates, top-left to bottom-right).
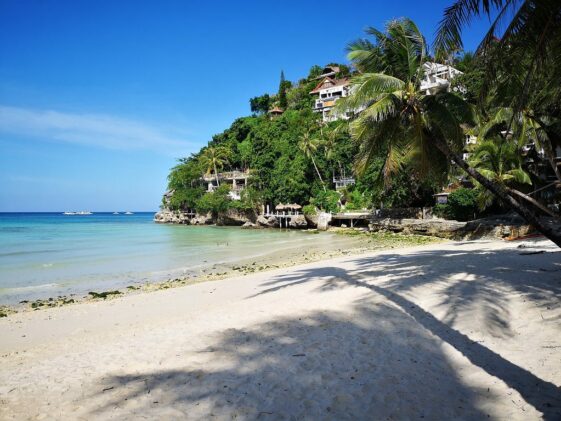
468, 138, 540, 210
479, 106, 561, 182
435, 1, 561, 123
298, 131, 326, 191
199, 146, 230, 187
435, 0, 561, 61
339, 18, 561, 246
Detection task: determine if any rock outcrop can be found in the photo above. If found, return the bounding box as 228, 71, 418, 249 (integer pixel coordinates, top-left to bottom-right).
288, 215, 308, 229
368, 216, 535, 240
241, 221, 259, 229
216, 209, 256, 226
304, 214, 318, 228
317, 212, 333, 231
154, 210, 191, 224
190, 213, 213, 225
257, 215, 279, 228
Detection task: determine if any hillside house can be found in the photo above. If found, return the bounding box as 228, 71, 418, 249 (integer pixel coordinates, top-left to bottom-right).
310, 66, 352, 123
202, 170, 251, 200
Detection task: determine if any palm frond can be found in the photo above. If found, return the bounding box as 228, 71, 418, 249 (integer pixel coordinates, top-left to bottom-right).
336, 73, 404, 111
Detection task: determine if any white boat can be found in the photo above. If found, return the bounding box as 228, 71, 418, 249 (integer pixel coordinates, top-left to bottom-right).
113, 212, 120, 215
63, 211, 92, 215
62, 212, 75, 215
124, 211, 134, 215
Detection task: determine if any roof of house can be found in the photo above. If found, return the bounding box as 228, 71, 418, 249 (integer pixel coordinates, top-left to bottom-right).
268, 106, 284, 114
313, 65, 341, 79
310, 77, 350, 94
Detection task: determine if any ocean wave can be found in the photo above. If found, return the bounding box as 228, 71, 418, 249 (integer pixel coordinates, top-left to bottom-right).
0, 283, 60, 293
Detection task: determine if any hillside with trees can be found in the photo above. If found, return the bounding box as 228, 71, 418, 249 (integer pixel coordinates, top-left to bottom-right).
163, 3, 561, 246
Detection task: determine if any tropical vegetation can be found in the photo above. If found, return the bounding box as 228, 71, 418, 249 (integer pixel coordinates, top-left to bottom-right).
164, 0, 561, 246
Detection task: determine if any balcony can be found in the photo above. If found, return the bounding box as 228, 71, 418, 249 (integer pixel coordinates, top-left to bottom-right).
202, 170, 251, 182
314, 96, 342, 110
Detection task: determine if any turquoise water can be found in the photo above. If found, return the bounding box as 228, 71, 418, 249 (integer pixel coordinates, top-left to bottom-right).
0, 213, 359, 304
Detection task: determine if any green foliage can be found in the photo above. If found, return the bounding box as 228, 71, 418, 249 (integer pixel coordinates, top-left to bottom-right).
237, 139, 252, 170
433, 203, 449, 218
249, 94, 271, 114
168, 187, 205, 210
309, 190, 340, 213
302, 204, 317, 216
278, 71, 289, 109
307, 65, 323, 79
341, 187, 369, 210
444, 188, 478, 221
195, 185, 232, 215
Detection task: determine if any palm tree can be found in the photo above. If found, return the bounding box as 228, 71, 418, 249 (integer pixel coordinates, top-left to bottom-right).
199, 146, 230, 187
435, 1, 561, 62
298, 131, 326, 191
339, 18, 561, 246
434, 1, 561, 130
479, 106, 561, 183
468, 138, 546, 211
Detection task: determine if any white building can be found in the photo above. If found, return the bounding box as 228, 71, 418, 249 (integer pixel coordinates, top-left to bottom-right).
310, 75, 351, 123
202, 170, 250, 200
420, 62, 463, 95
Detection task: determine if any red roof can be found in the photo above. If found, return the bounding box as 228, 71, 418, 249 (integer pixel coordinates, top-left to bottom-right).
310, 77, 350, 94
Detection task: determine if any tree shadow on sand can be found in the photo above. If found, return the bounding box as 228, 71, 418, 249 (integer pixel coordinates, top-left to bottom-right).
248, 242, 561, 419
87, 302, 495, 420
84, 243, 560, 419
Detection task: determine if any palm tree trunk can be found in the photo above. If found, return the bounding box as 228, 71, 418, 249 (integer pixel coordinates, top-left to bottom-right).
506, 188, 556, 217
214, 163, 220, 187
542, 139, 561, 182
433, 137, 561, 247
311, 156, 326, 191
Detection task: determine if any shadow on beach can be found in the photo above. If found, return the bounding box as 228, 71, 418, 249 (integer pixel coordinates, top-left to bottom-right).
86, 242, 561, 420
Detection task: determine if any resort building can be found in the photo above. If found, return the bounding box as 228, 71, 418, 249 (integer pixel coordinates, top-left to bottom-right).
420, 62, 463, 95
310, 62, 462, 122
310, 66, 352, 123
333, 176, 356, 191
202, 170, 251, 200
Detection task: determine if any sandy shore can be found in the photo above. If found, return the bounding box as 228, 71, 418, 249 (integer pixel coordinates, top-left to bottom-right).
1, 239, 560, 420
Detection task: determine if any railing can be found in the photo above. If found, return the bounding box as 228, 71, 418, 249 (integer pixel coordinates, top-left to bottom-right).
207, 184, 246, 192
202, 170, 251, 182
314, 97, 342, 109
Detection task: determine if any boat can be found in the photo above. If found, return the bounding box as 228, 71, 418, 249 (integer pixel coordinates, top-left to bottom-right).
124, 211, 134, 215
113, 212, 120, 215
62, 211, 92, 215
62, 212, 75, 215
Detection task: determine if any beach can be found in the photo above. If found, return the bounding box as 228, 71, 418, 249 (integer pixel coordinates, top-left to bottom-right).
1, 238, 560, 420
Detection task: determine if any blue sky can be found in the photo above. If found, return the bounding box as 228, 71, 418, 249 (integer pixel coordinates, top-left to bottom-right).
0, 0, 494, 211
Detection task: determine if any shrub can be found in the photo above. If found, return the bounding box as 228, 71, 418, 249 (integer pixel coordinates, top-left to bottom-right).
310, 190, 340, 213
302, 204, 317, 215
445, 188, 478, 221
195, 185, 232, 215
433, 203, 449, 218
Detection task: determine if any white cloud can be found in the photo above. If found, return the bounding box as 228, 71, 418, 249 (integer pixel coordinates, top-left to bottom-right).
0, 105, 193, 155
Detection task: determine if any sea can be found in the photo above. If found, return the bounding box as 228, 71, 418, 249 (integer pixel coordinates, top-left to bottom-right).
0, 212, 363, 305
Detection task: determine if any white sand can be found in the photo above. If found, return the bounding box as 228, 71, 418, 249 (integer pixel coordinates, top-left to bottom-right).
1, 239, 560, 420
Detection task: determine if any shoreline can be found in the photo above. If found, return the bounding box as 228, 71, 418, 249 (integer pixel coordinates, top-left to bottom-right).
0, 230, 442, 317
1, 237, 559, 419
